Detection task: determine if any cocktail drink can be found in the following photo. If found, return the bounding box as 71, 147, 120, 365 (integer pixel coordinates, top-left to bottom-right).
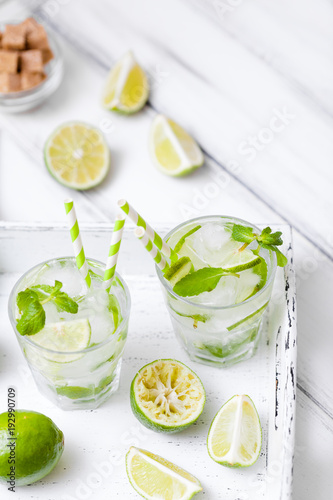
156, 216, 280, 367
8, 257, 130, 410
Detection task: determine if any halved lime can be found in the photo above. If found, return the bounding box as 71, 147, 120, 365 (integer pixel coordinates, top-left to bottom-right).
30, 319, 91, 363
126, 446, 202, 500
102, 51, 149, 114
149, 115, 204, 176
130, 359, 205, 433
44, 121, 110, 190
164, 257, 193, 287
207, 394, 262, 467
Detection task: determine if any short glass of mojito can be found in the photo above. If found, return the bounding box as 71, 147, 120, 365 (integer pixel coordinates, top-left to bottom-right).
156, 216, 278, 367
8, 257, 131, 410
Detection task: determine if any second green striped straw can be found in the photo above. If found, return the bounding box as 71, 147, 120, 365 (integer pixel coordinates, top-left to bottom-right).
103, 213, 126, 292
118, 199, 177, 262
64, 198, 91, 288
134, 227, 169, 272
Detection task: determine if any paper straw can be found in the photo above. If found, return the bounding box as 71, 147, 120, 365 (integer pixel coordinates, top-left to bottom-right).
64, 198, 91, 288
134, 227, 169, 272
103, 213, 126, 292
118, 199, 177, 261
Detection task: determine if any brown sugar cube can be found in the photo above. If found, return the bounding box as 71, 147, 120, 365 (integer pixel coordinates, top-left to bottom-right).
20, 17, 39, 36
20, 50, 44, 72
0, 73, 21, 92
21, 71, 46, 91
27, 25, 49, 50
42, 48, 54, 64
0, 50, 19, 73
2, 24, 26, 50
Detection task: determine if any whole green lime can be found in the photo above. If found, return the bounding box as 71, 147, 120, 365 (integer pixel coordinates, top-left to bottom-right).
0, 410, 64, 486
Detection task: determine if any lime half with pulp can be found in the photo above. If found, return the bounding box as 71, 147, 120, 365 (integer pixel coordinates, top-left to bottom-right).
130, 359, 205, 433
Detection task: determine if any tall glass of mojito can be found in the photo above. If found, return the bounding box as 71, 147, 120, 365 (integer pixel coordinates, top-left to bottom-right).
8, 257, 130, 410
157, 216, 281, 367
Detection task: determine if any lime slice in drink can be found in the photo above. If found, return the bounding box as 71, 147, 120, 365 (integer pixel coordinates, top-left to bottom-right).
102, 51, 149, 114
130, 359, 205, 433
164, 257, 193, 286
30, 319, 91, 363
220, 248, 261, 274
173, 225, 201, 253
44, 121, 110, 190
126, 446, 202, 500
149, 114, 204, 176
207, 394, 262, 467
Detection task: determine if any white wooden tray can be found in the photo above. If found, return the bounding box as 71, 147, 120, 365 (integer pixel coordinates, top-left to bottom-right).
0, 222, 297, 500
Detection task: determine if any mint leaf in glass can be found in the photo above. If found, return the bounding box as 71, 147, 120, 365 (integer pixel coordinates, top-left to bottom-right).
173, 268, 228, 297
16, 280, 79, 335
230, 223, 287, 268
16, 301, 46, 336
53, 292, 78, 313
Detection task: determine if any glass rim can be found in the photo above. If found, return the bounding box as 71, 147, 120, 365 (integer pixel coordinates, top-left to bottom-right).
8, 256, 131, 356
156, 215, 277, 311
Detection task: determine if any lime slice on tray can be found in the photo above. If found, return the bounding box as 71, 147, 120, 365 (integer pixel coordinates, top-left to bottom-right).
30, 318, 91, 363
102, 51, 149, 114
130, 359, 205, 433
126, 446, 202, 500
44, 121, 110, 190
207, 394, 262, 467
149, 114, 204, 176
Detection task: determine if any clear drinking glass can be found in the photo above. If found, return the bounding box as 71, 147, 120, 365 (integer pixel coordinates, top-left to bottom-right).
8, 257, 131, 410
156, 216, 277, 367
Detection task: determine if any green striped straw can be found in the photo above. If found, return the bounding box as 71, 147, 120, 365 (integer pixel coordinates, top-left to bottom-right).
134, 227, 169, 272
64, 198, 91, 288
103, 213, 126, 292
118, 199, 177, 262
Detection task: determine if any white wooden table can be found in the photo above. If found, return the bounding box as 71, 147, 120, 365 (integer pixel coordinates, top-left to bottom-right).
0, 1, 332, 499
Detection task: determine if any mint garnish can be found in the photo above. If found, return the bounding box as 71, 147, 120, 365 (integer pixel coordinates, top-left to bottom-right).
16, 301, 45, 336
173, 268, 238, 297
16, 281, 78, 336
230, 224, 287, 267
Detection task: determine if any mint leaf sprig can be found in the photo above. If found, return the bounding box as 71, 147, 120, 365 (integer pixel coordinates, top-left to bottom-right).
230, 224, 287, 267
174, 268, 240, 297
16, 280, 78, 336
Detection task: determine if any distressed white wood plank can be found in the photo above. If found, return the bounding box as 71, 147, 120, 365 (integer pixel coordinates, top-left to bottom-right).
188, 0, 333, 114
23, 0, 333, 255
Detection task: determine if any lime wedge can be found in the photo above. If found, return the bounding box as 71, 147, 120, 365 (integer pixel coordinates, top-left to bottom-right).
207, 394, 262, 467
126, 446, 202, 500
102, 51, 149, 114
149, 114, 204, 176
164, 257, 193, 287
30, 319, 91, 363
44, 121, 110, 190
130, 359, 205, 433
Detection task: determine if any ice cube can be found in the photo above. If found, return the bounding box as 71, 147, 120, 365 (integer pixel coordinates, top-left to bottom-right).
191, 223, 232, 267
